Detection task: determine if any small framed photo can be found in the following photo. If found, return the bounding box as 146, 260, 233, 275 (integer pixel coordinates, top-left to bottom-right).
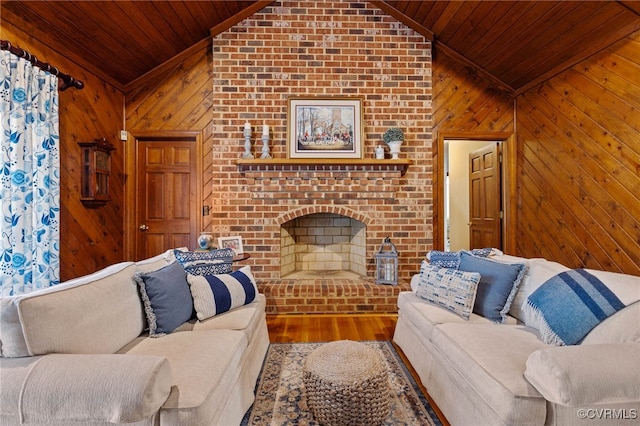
287, 96, 364, 159
218, 236, 244, 255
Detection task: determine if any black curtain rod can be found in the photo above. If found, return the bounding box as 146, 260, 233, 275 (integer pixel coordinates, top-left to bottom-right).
1, 40, 84, 91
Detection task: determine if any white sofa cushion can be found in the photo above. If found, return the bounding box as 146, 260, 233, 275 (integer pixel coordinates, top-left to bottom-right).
0, 261, 135, 358
124, 329, 247, 425
431, 323, 548, 425
0, 297, 30, 358
582, 301, 640, 344
17, 263, 145, 355
525, 344, 640, 407
188, 294, 266, 339
0, 250, 180, 358
584, 269, 640, 305
18, 354, 171, 424
397, 292, 514, 342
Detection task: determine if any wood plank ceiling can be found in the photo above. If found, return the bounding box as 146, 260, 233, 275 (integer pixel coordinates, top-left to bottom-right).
2, 1, 640, 94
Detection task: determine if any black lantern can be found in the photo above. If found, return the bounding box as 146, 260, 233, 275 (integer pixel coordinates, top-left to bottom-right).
375, 237, 398, 285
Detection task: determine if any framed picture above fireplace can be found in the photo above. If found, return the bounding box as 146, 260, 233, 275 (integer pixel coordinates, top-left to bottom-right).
287, 97, 363, 159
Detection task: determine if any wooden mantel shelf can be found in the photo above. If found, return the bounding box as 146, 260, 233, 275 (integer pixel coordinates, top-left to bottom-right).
237, 158, 412, 176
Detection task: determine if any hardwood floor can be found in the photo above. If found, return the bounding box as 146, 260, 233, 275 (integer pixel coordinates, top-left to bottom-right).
266, 313, 398, 343
265, 313, 450, 426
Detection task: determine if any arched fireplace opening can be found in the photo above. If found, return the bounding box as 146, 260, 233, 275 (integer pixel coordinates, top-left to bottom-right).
280, 213, 367, 279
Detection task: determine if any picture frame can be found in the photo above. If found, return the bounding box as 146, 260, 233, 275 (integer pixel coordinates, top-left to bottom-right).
218, 236, 244, 255
287, 96, 364, 159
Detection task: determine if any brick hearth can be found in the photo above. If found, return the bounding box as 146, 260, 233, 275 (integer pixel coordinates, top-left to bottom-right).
259, 278, 410, 314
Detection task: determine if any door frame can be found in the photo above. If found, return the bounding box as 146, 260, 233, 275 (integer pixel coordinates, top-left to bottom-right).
124, 130, 203, 260
435, 131, 516, 253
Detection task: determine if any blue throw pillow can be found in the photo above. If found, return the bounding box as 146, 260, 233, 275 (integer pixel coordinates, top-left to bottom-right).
524, 269, 625, 345
134, 261, 194, 337
458, 251, 526, 323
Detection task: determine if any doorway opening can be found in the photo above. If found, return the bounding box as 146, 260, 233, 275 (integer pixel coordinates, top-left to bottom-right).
445, 140, 501, 251
437, 133, 514, 253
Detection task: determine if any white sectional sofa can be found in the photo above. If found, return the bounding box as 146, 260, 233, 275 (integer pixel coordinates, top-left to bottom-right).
0, 249, 270, 425
394, 252, 640, 426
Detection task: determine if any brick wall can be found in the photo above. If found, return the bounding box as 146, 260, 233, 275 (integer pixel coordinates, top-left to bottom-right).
210, 0, 433, 285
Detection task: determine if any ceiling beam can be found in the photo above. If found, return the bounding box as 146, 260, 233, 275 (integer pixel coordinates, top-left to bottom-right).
210, 1, 275, 38
434, 41, 514, 95
368, 1, 434, 41
369, 1, 511, 94
124, 38, 211, 96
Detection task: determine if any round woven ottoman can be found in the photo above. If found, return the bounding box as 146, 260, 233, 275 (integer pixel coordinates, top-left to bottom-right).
302, 340, 390, 426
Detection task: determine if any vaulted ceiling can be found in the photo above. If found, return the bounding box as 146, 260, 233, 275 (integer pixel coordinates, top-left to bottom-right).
2, 1, 640, 94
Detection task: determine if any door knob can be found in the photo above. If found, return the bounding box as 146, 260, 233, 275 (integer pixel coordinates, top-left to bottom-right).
139, 224, 149, 231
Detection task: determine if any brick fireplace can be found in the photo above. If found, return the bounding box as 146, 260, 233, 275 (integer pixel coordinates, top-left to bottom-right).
208, 1, 434, 312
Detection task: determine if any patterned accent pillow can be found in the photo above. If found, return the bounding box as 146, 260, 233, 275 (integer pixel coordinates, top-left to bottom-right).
416, 265, 481, 320
426, 250, 461, 268
187, 265, 258, 320
426, 248, 496, 269
174, 248, 234, 275
134, 261, 194, 337
469, 248, 494, 258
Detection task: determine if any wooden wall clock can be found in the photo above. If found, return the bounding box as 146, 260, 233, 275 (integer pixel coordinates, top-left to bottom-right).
78, 138, 115, 207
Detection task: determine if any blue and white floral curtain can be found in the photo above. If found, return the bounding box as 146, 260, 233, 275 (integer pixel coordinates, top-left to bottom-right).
0, 50, 60, 296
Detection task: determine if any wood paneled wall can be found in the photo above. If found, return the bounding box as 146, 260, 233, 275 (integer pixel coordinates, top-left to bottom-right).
0, 20, 126, 281
124, 40, 214, 257
516, 31, 640, 275
431, 51, 515, 251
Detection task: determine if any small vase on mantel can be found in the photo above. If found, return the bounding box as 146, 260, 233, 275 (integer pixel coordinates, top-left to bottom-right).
197, 232, 214, 250
382, 127, 405, 160
387, 140, 403, 159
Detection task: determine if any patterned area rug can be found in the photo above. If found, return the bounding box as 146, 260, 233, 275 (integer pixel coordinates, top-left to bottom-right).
241, 341, 442, 426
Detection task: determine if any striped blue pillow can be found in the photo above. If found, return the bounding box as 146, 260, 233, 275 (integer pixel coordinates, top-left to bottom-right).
186, 266, 258, 320
524, 269, 624, 345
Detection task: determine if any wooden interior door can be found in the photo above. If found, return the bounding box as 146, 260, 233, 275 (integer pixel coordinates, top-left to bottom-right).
469, 143, 502, 249
136, 139, 198, 260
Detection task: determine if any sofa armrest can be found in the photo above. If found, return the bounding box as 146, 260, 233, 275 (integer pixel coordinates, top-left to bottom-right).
524, 344, 640, 407
19, 354, 172, 424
